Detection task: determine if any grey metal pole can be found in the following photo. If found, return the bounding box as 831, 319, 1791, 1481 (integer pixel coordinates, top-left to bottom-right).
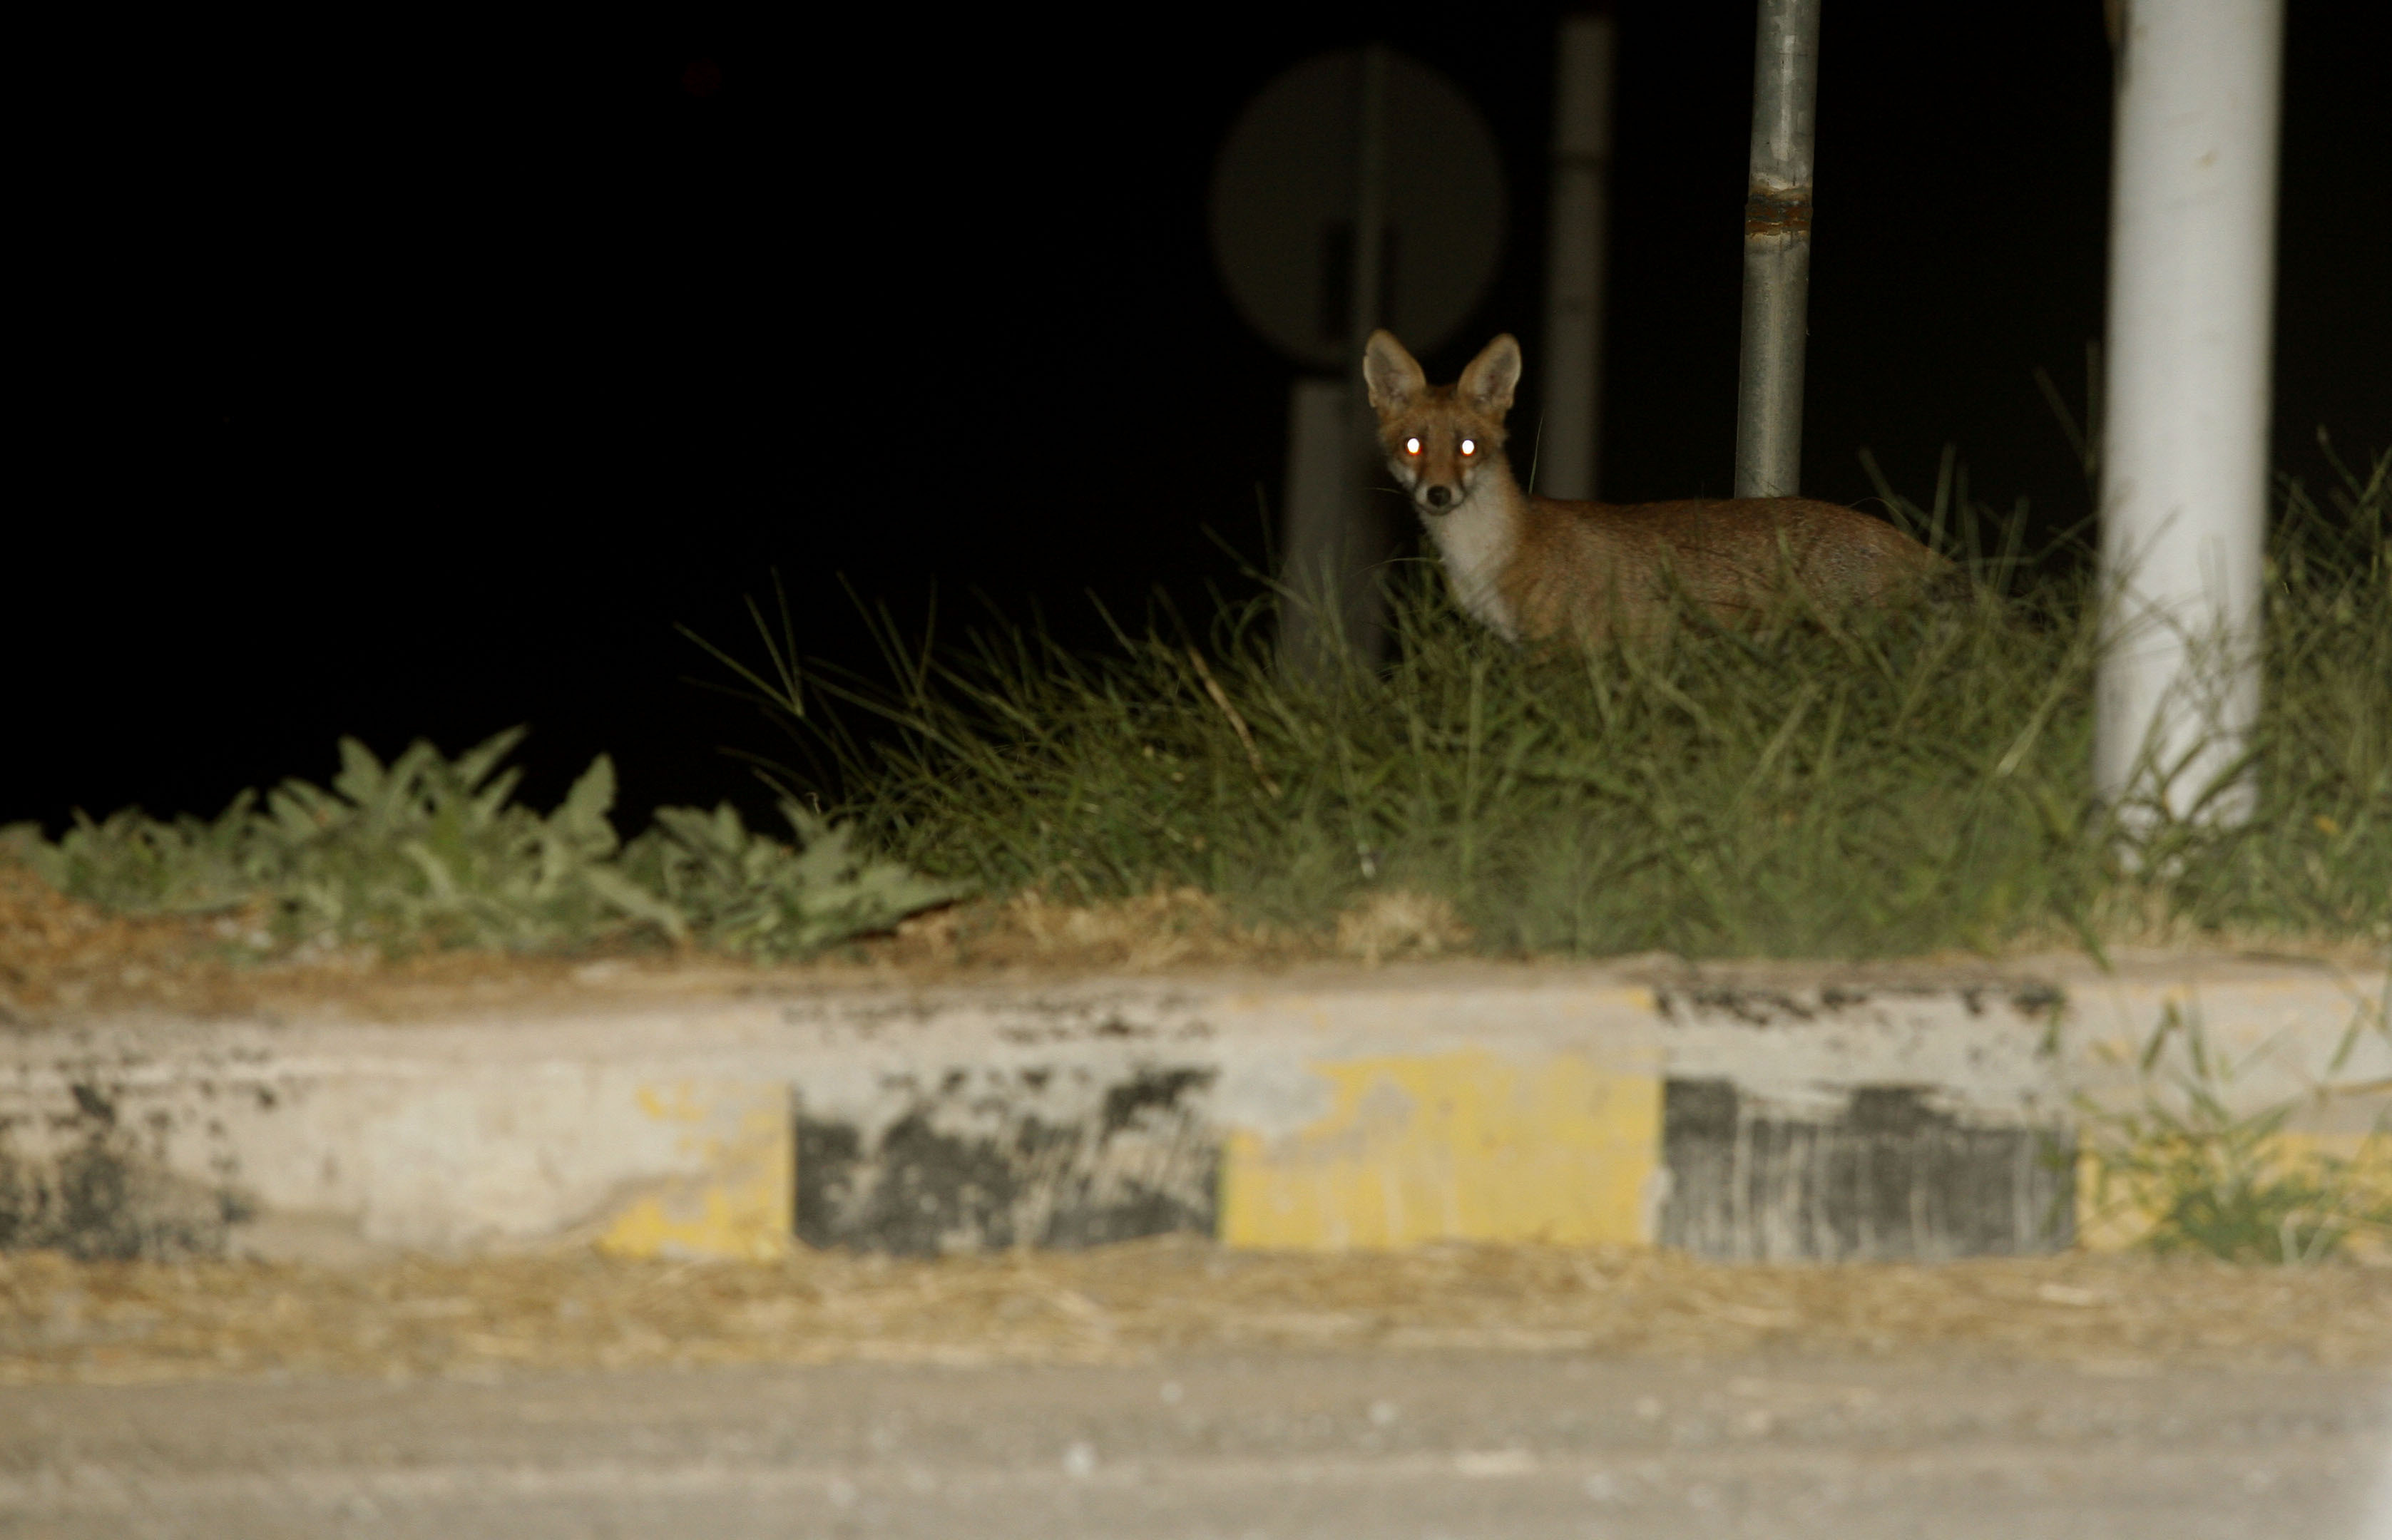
1540, 12, 1617, 503
1733, 0, 1821, 500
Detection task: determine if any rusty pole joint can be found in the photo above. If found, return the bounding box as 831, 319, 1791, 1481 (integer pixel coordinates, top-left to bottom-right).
1741, 185, 1814, 239
1734, 0, 1822, 500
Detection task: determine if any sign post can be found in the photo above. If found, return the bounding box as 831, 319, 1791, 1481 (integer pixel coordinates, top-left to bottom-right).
1210, 49, 1506, 677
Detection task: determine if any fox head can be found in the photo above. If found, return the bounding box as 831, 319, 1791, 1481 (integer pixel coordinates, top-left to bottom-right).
1363, 331, 1522, 518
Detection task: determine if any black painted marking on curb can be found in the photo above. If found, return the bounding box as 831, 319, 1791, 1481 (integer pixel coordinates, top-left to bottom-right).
1652, 982, 2068, 1027
1660, 1079, 2075, 1262
0, 1082, 251, 1260
796, 1065, 1219, 1255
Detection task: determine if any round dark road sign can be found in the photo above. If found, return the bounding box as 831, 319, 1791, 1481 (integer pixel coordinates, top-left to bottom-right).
1210, 49, 1507, 371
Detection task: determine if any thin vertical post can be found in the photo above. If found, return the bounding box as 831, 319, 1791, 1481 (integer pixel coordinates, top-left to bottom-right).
1278, 376, 1354, 678
1280, 46, 1394, 679
1540, 11, 1617, 502
1351, 45, 1391, 390
2094, 0, 2282, 824
1340, 43, 1393, 669
1733, 0, 1821, 499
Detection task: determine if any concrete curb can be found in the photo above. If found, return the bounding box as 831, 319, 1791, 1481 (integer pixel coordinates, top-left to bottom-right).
1, 956, 2383, 1263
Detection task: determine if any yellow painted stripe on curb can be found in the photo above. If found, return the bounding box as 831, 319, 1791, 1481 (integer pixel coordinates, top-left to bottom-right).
1220, 1049, 1661, 1251
2076, 1127, 2391, 1255
598, 1081, 794, 1261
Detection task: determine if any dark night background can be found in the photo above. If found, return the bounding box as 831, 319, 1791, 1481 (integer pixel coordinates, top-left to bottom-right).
12, 1, 2388, 838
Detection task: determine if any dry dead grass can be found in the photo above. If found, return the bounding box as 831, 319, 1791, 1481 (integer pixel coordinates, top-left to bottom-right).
1334, 889, 1475, 963
6, 856, 2381, 1029
0, 861, 255, 1019
886, 886, 1312, 970
4, 1239, 2387, 1388
2, 864, 1500, 1024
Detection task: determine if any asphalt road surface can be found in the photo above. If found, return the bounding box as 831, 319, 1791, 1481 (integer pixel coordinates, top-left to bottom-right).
2, 1353, 2383, 1539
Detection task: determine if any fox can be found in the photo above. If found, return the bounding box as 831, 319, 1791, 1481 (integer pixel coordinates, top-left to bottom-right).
1362, 329, 1948, 644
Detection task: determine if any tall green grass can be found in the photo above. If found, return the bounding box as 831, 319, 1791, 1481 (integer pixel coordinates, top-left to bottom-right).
784, 450, 2390, 959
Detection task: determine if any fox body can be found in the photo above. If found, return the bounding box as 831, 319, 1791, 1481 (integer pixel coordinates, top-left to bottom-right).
1363, 331, 1945, 643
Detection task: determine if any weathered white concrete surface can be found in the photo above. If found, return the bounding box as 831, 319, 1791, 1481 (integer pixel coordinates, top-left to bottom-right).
0, 955, 2381, 1261
2065, 955, 2392, 1131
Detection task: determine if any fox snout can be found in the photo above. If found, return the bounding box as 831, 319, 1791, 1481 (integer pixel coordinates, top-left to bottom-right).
1408, 464, 1466, 515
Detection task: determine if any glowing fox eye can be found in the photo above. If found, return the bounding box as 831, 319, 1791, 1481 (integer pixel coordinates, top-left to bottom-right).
1404, 437, 1421, 455
1460, 438, 1476, 456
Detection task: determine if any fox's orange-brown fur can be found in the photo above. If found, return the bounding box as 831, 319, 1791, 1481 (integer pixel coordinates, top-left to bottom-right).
1364, 330, 1946, 643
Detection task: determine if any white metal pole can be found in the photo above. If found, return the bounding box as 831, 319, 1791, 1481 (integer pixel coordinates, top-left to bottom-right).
1733, 0, 1821, 500
2094, 0, 2283, 824
1540, 11, 1617, 502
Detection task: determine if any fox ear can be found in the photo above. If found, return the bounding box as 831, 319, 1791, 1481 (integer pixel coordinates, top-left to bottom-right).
1458, 335, 1521, 416
1362, 330, 1425, 413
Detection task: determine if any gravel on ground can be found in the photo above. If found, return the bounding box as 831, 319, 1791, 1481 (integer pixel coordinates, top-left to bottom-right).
5, 1238, 2387, 1389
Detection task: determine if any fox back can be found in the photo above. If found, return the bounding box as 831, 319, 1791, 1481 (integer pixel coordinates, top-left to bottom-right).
1362, 330, 1947, 643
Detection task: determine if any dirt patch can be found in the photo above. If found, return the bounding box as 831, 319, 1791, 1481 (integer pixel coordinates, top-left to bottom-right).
2, 1239, 2386, 1387
2, 861, 1504, 1024
0, 862, 262, 1021
10, 854, 2383, 1030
